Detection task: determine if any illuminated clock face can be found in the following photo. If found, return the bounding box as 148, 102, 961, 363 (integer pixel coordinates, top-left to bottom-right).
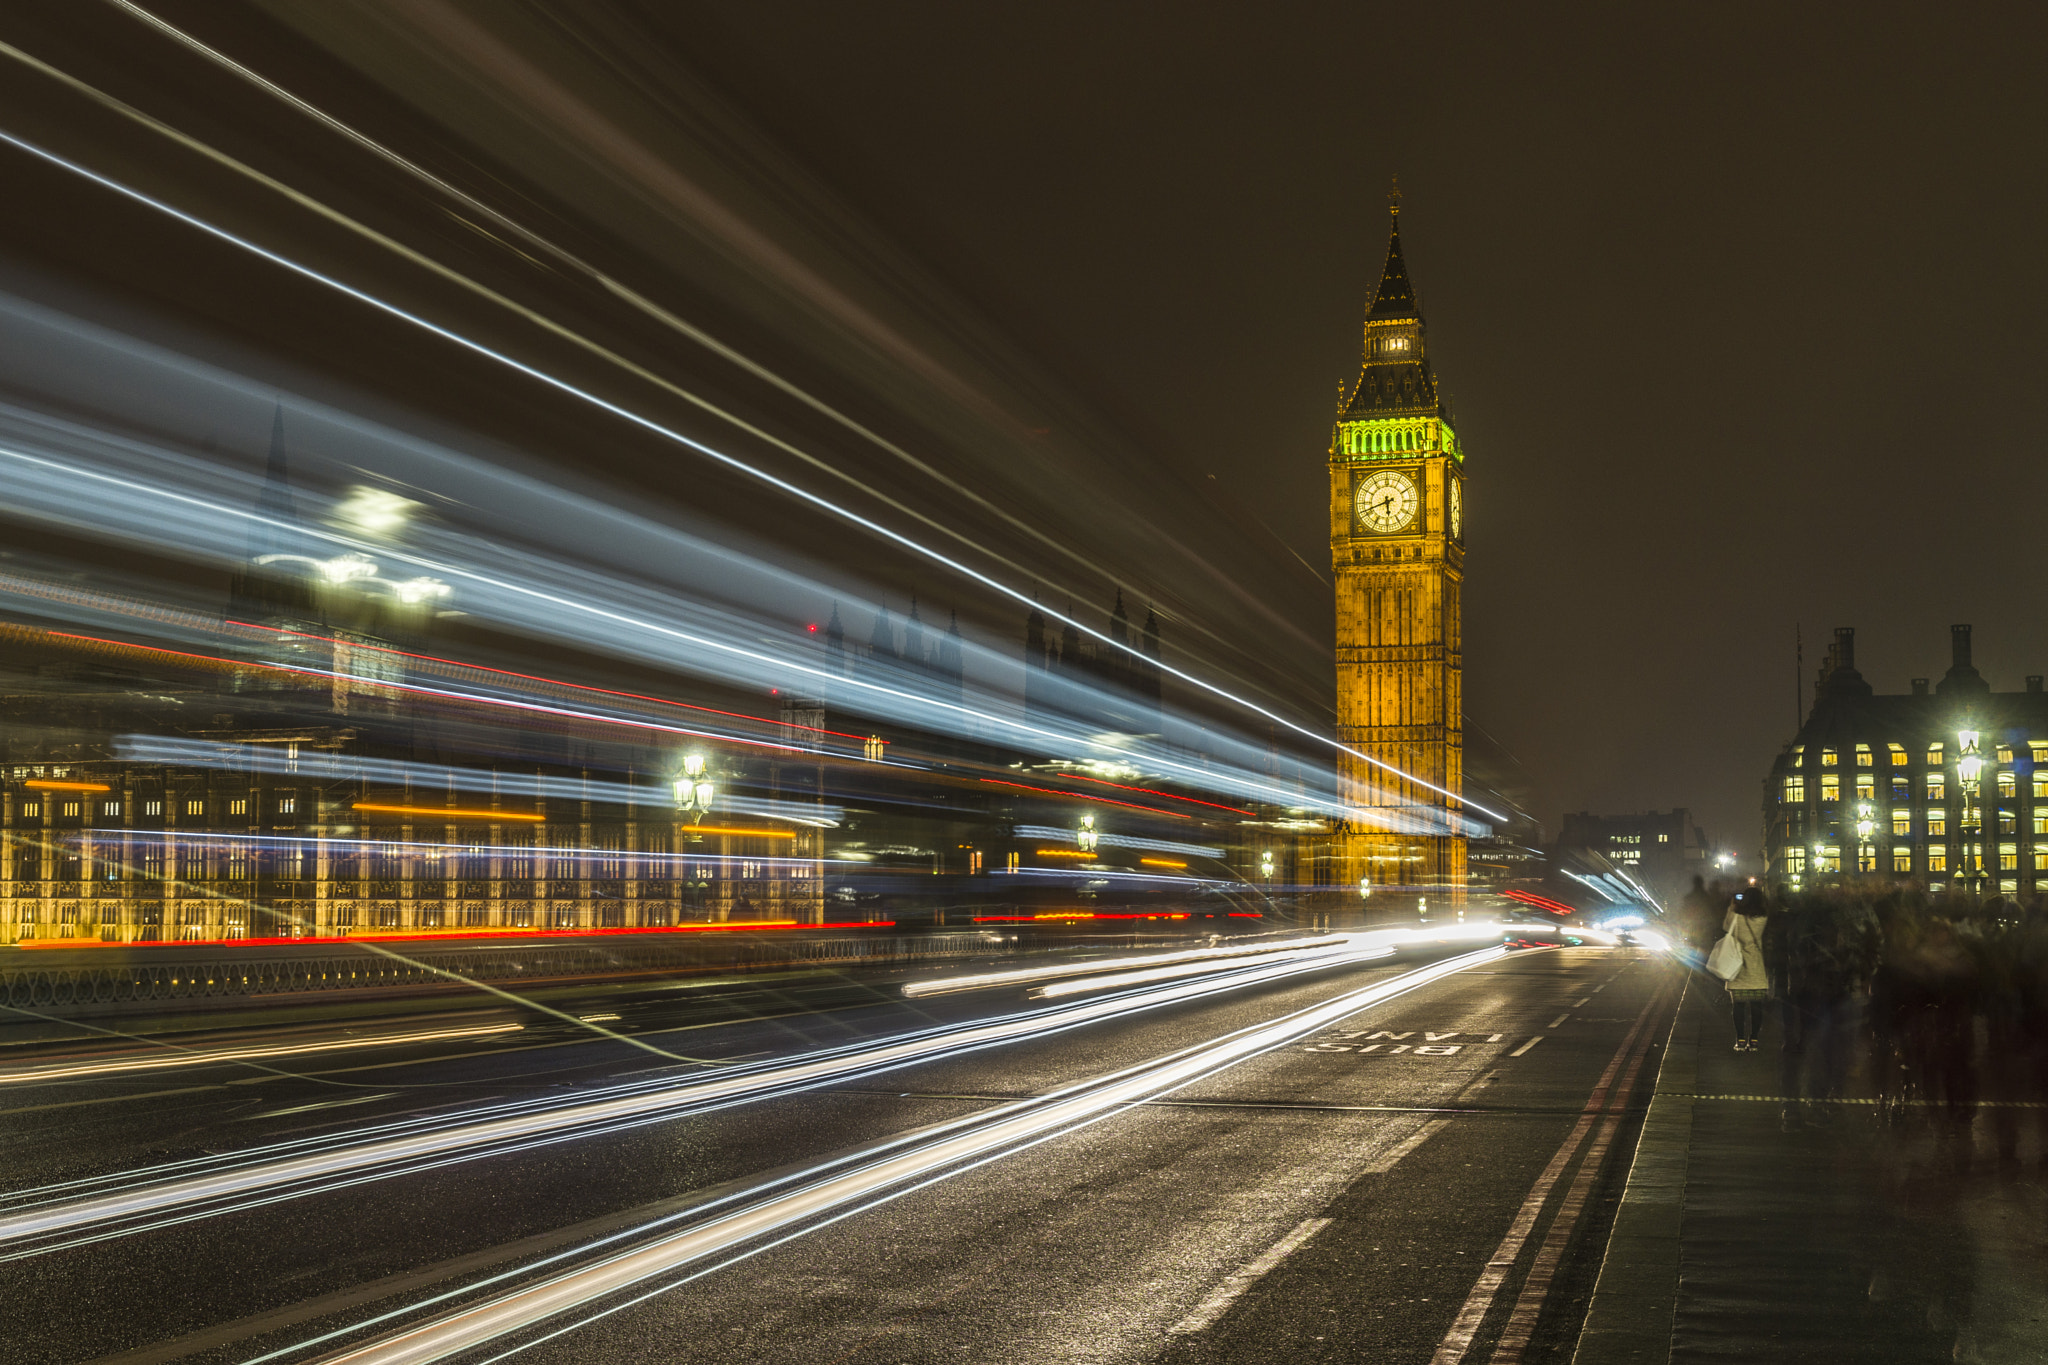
1354, 470, 1418, 534
1450, 478, 1463, 540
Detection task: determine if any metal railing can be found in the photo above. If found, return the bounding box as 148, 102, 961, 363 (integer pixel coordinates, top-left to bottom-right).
0, 929, 1005, 1014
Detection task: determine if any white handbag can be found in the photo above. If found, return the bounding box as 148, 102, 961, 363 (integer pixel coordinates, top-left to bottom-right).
1706, 932, 1744, 981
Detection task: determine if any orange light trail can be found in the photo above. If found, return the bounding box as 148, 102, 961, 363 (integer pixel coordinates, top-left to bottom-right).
353, 803, 546, 822
1033, 849, 1094, 859
678, 825, 798, 840
16, 920, 897, 949
1139, 857, 1188, 869
23, 780, 111, 792
976, 778, 1191, 820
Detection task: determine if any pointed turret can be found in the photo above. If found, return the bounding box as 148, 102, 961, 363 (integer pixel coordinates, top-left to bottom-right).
1366, 186, 1419, 322
939, 609, 964, 701
869, 607, 896, 662
1110, 589, 1130, 646
1338, 183, 1443, 423
231, 404, 314, 625
825, 603, 846, 672
903, 596, 926, 668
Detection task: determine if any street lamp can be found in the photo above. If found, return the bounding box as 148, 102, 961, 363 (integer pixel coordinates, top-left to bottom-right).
1854, 801, 1876, 874
1076, 814, 1098, 854
1260, 849, 1275, 881
674, 752, 715, 822
1956, 729, 1984, 892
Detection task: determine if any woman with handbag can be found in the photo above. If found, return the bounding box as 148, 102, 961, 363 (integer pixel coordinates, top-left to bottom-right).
1711, 886, 1773, 1051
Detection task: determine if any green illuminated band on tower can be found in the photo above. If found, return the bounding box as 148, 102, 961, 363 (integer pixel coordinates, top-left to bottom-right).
1332, 418, 1463, 462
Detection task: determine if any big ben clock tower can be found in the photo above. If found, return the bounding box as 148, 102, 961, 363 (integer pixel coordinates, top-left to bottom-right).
1328, 185, 1466, 904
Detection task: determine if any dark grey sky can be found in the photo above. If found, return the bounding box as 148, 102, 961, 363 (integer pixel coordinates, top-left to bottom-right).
1, 1, 2045, 854
660, 0, 2048, 847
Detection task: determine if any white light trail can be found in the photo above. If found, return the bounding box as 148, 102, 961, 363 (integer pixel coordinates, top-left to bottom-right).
0, 123, 1502, 826
902, 934, 1350, 998
297, 948, 1506, 1365
1029, 943, 1384, 999
0, 1023, 522, 1086
0, 931, 1447, 1254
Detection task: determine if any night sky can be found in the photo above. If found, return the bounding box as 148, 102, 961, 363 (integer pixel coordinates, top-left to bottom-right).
2, 2, 2046, 853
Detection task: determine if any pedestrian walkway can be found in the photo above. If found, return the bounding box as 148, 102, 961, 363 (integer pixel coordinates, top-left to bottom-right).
1573, 970, 2048, 1364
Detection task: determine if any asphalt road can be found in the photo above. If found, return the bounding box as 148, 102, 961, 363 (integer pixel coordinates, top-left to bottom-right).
2, 940, 1675, 1364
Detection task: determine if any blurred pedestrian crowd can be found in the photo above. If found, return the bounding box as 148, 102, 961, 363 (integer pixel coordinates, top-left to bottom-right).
1674, 876, 2048, 1151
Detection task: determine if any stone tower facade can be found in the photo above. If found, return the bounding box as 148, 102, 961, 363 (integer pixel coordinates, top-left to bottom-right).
1327, 189, 1466, 900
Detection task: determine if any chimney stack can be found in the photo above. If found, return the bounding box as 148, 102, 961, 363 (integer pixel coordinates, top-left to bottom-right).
1834, 626, 1856, 673
1951, 623, 1973, 669
1912, 678, 1929, 697
2029, 676, 2043, 695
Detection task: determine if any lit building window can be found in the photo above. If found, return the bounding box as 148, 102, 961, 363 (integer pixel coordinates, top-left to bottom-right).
185, 799, 203, 816
1928, 844, 1948, 872
1891, 848, 1911, 873
1998, 773, 2017, 800
1927, 743, 1945, 766
1821, 774, 1840, 802
1658, 833, 1670, 843
1855, 744, 1873, 767
1926, 774, 1946, 802
1888, 743, 1908, 766
2035, 847, 2048, 872
1858, 847, 1877, 872
144, 800, 161, 816
2034, 774, 2048, 800
2000, 843, 2020, 871
863, 734, 887, 762
20, 802, 38, 818
229, 799, 248, 816
2001, 879, 2019, 895
61, 802, 79, 817
102, 801, 120, 816
2000, 809, 2018, 835
2034, 811, 2048, 836
1854, 774, 1875, 801
1821, 749, 1839, 767
280, 797, 296, 815
1892, 809, 1910, 837
1781, 847, 1806, 876
1996, 745, 2014, 763
1816, 845, 1842, 873
1783, 776, 1805, 803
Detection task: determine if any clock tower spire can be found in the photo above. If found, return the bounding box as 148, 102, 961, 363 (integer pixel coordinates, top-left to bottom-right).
1328, 188, 1467, 910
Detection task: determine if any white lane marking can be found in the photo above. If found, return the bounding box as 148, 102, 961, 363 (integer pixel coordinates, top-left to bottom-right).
1508, 1037, 1544, 1057
0, 1023, 524, 1086
1170, 1216, 1334, 1334
297, 949, 1510, 1365
0, 939, 1405, 1248
1574, 997, 1591, 1006
1363, 1118, 1452, 1174
247, 1093, 398, 1121
1546, 1014, 1569, 1029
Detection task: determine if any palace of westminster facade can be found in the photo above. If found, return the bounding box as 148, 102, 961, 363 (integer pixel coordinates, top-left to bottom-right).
1766, 625, 2048, 895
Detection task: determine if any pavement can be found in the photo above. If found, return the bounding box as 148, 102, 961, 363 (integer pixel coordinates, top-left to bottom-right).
1573, 972, 2048, 1365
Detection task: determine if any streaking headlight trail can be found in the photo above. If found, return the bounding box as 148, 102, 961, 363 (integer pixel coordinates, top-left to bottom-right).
291, 947, 1506, 1365
0, 932, 1451, 1256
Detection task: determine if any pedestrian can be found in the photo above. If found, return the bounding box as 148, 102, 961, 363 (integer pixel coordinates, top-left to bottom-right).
1722, 886, 1772, 1051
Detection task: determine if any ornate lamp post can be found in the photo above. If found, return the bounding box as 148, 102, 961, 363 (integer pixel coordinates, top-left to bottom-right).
1854, 802, 1877, 876
673, 752, 716, 823
1956, 729, 1984, 893
1076, 814, 1098, 854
